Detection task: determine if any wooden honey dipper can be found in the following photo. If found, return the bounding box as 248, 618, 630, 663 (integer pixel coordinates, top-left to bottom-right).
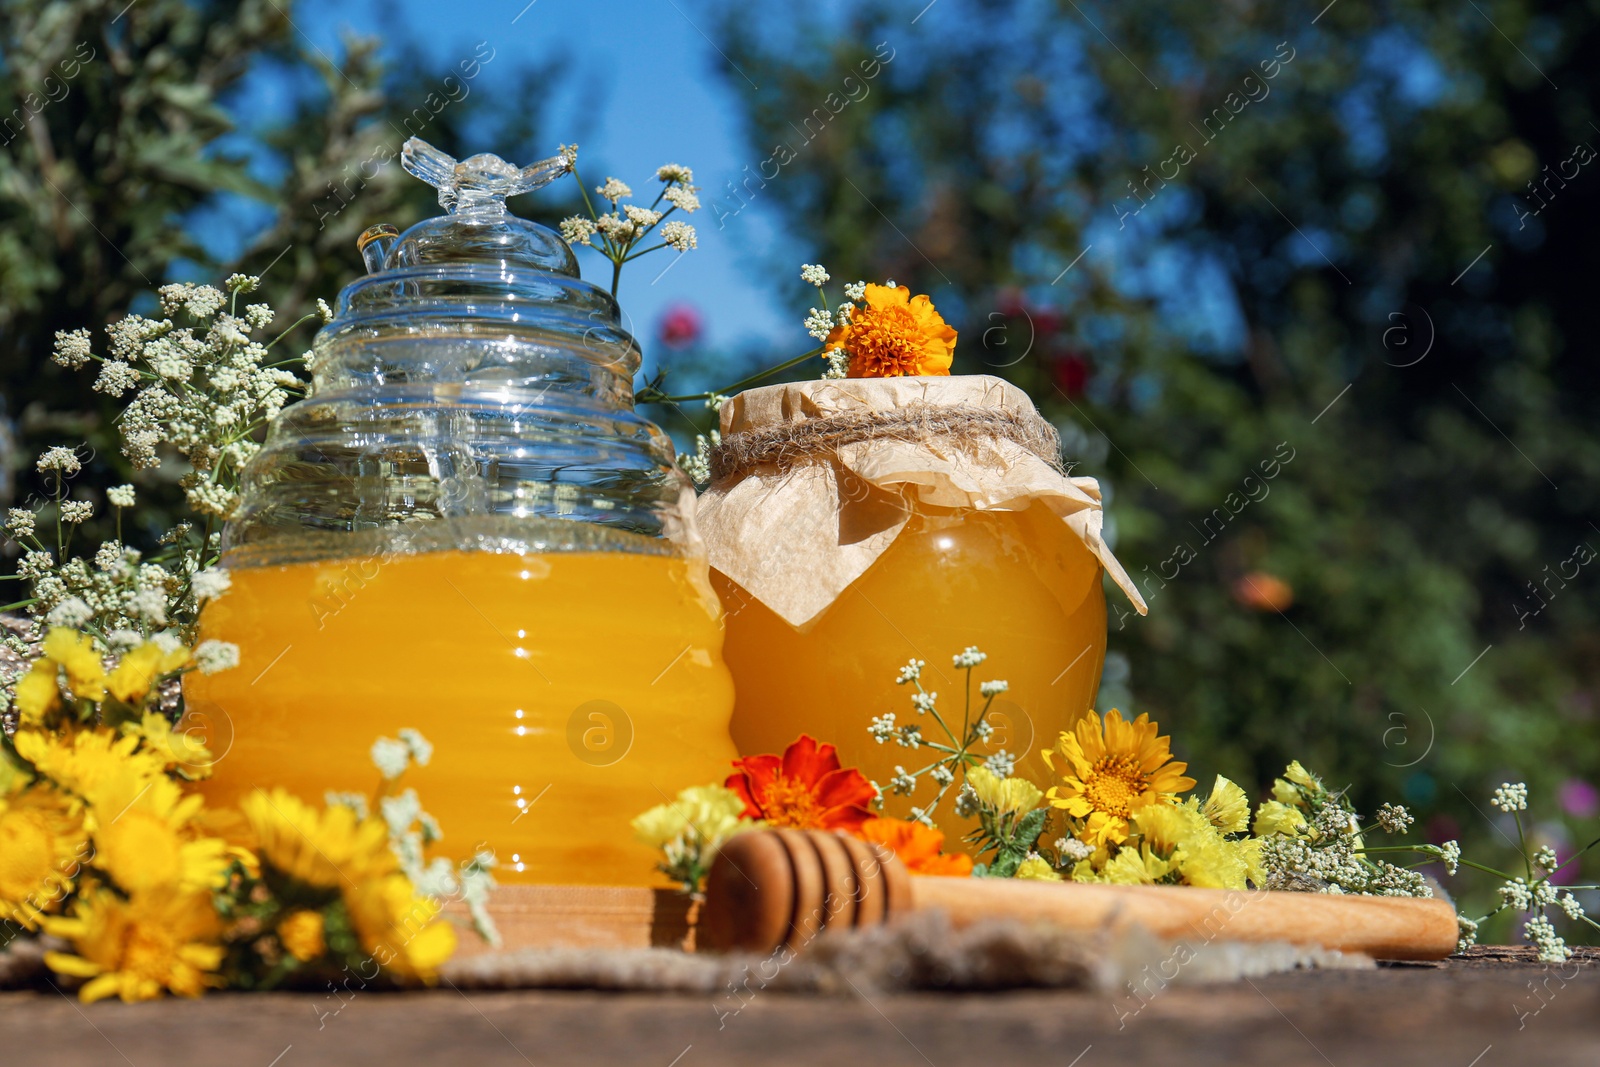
699, 828, 1460, 961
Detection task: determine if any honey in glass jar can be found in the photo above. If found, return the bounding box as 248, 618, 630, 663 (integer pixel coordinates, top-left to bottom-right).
185, 140, 736, 886
697, 376, 1143, 850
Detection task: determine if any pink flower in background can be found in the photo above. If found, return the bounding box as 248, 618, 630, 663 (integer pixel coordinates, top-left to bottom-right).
1559, 778, 1598, 819
657, 303, 703, 349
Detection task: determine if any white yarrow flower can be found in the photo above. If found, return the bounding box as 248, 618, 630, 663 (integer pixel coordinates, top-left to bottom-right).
191, 568, 233, 600
800, 263, 830, 286
106, 484, 136, 508
46, 597, 94, 628
953, 646, 988, 668
5, 508, 36, 538
194, 639, 241, 674
596, 177, 633, 202
655, 163, 694, 183
559, 215, 598, 246
37, 447, 82, 475
660, 221, 697, 251
803, 307, 834, 341
371, 737, 412, 780
52, 329, 94, 369
663, 186, 700, 212
624, 204, 663, 228
1490, 782, 1528, 813
979, 680, 1009, 698
59, 500, 93, 524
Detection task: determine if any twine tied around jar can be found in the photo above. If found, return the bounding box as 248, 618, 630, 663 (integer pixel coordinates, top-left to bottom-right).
695, 375, 1147, 628
708, 404, 1065, 483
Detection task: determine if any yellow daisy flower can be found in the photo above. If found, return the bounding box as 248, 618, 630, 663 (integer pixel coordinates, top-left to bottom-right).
967, 765, 1046, 816
106, 641, 190, 704
1133, 802, 1248, 890
13, 660, 62, 726
88, 768, 229, 895
43, 889, 223, 1002
278, 909, 327, 963
41, 628, 107, 701
343, 873, 457, 981
0, 785, 90, 929
1094, 845, 1172, 886
1201, 775, 1251, 834
12, 726, 167, 803
241, 788, 395, 889
123, 710, 215, 779
1041, 709, 1196, 847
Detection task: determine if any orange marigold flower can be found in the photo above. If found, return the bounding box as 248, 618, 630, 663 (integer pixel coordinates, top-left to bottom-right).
827, 283, 957, 378
856, 818, 973, 877
726, 734, 875, 832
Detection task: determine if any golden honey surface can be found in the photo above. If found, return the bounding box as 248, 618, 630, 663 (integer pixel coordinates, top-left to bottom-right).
717, 504, 1107, 851
186, 548, 737, 886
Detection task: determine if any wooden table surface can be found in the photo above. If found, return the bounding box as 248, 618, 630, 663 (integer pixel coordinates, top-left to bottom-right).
2, 947, 1594, 1066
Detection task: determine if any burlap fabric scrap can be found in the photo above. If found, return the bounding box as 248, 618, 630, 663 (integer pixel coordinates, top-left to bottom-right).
697, 375, 1149, 627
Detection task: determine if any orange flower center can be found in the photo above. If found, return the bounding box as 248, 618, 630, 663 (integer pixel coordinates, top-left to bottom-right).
845, 305, 928, 376
759, 776, 822, 828
1082, 755, 1146, 818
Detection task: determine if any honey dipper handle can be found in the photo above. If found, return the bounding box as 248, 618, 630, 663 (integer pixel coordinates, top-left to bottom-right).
909, 876, 1460, 961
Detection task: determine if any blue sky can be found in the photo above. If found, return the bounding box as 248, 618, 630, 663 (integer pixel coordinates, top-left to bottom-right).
284, 0, 797, 357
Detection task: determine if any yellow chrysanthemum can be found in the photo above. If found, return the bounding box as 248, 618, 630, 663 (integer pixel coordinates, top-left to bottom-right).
12, 726, 167, 803
106, 641, 190, 705
1201, 775, 1251, 834
0, 786, 89, 928
967, 765, 1045, 816
1041, 709, 1196, 847
43, 889, 223, 1003
632, 784, 748, 849
89, 768, 229, 895
1092, 845, 1172, 886
14, 660, 62, 726
1014, 854, 1064, 882
242, 788, 395, 889
1253, 799, 1307, 837
123, 711, 215, 779
826, 283, 957, 378
278, 909, 327, 962
41, 628, 106, 701
343, 873, 456, 981
1131, 802, 1248, 890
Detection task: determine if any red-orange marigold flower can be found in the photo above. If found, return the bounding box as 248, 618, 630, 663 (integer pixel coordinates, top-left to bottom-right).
725, 735, 876, 832
855, 818, 973, 877
826, 283, 957, 378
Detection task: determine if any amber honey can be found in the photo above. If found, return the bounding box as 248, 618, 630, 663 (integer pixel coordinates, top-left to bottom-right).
717, 503, 1106, 851
185, 548, 737, 886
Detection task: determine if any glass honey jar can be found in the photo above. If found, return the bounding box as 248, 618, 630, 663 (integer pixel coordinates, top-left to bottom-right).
185, 140, 737, 886
697, 375, 1144, 851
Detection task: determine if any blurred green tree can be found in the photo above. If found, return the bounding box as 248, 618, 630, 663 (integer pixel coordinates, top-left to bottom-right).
713, 0, 1600, 923
0, 0, 571, 540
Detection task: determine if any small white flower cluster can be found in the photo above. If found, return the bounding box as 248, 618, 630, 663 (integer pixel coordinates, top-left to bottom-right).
910, 691, 938, 713
868, 712, 896, 744
194, 638, 241, 675
953, 646, 988, 668
895, 723, 923, 750
1491, 781, 1529, 812
800, 263, 830, 287
888, 765, 917, 795
803, 307, 834, 342
1257, 772, 1431, 898
984, 749, 1016, 777
954, 782, 979, 818
979, 679, 1009, 698
1373, 802, 1413, 834
895, 659, 924, 685
1056, 836, 1095, 863
1534, 845, 1559, 871
676, 428, 721, 487
369, 728, 498, 944
1435, 839, 1461, 875
822, 347, 848, 379
1524, 914, 1570, 963
930, 764, 954, 786
4, 278, 306, 652
564, 163, 700, 272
